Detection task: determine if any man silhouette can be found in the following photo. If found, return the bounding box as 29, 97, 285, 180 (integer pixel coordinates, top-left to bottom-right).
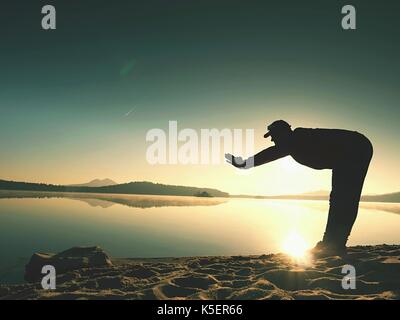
226, 120, 373, 257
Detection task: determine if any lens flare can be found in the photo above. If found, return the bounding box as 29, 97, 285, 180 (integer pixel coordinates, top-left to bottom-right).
282, 231, 310, 259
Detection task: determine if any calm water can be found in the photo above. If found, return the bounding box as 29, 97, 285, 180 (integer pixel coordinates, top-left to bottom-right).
1, 193, 400, 284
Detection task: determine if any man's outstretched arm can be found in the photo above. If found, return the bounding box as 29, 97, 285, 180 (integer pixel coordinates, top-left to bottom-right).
250, 146, 289, 167
226, 146, 289, 169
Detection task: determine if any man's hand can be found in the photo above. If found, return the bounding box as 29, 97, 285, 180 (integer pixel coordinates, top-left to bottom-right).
225, 153, 248, 169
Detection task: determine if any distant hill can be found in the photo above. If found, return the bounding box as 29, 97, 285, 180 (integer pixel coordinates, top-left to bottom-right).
362, 192, 400, 203
301, 190, 330, 196
68, 179, 117, 187
0, 179, 398, 203
0, 179, 229, 198
232, 191, 400, 203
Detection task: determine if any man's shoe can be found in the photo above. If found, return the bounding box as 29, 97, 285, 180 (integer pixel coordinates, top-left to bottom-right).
310, 241, 347, 258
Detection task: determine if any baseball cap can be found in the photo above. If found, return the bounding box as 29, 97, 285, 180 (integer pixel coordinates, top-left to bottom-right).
263, 120, 291, 138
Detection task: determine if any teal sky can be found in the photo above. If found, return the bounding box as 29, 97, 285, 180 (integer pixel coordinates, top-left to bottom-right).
0, 1, 399, 195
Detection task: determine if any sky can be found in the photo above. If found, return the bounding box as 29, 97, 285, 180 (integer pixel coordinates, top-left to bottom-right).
0, 0, 399, 196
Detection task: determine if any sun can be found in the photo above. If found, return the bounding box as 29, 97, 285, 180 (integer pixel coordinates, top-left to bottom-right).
282, 231, 310, 259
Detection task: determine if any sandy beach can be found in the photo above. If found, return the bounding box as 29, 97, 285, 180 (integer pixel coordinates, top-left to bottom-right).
1, 245, 399, 300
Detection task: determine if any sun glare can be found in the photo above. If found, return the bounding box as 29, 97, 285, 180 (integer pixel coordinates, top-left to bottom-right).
282, 231, 310, 259
280, 157, 299, 173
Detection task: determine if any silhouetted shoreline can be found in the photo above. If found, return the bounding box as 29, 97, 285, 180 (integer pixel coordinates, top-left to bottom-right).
0, 179, 228, 198
0, 178, 399, 203
231, 192, 400, 203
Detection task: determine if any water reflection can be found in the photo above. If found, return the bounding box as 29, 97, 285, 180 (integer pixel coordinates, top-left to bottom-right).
0, 194, 399, 284
0, 190, 227, 209
294, 199, 400, 215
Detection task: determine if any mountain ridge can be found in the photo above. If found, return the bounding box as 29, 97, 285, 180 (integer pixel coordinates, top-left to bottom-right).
0, 179, 228, 198
232, 191, 400, 203
68, 179, 117, 187
0, 179, 399, 203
